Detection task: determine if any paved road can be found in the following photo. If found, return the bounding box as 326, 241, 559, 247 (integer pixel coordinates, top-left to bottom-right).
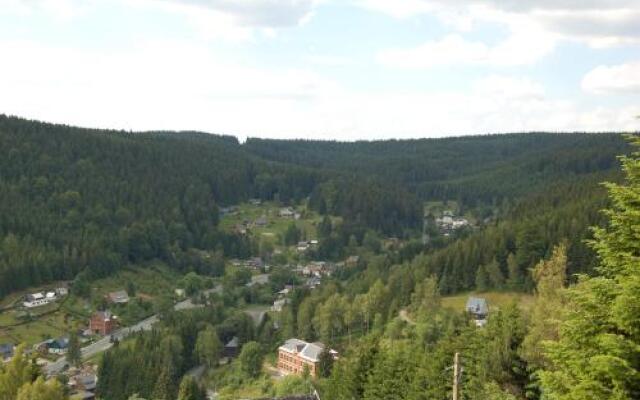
45, 285, 222, 376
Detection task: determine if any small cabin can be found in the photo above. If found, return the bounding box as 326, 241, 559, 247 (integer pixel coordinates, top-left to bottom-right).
465, 297, 489, 320
224, 336, 239, 359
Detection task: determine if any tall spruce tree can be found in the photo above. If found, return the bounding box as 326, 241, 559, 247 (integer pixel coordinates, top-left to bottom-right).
521, 244, 567, 369
66, 330, 81, 368
540, 136, 640, 399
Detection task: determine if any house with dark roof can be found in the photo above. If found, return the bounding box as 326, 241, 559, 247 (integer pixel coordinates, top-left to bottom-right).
224, 336, 239, 359
466, 297, 489, 324
39, 337, 69, 355
255, 215, 268, 227
0, 343, 14, 361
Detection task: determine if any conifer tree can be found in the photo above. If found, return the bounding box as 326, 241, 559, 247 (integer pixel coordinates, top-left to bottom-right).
152, 365, 177, 400
475, 264, 489, 292
194, 326, 222, 368
66, 330, 81, 368
521, 244, 567, 369
177, 376, 206, 400
540, 137, 640, 399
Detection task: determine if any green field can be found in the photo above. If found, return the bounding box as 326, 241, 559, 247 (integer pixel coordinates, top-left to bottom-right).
87, 263, 179, 300
219, 202, 327, 247
441, 291, 535, 313
0, 310, 69, 347
0, 263, 182, 347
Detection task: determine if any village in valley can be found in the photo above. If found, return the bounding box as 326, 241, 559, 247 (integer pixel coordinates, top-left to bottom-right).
0, 198, 515, 400
2, 1, 635, 398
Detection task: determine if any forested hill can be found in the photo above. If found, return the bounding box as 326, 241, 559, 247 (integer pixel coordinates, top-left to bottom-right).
0, 115, 416, 297
0, 115, 630, 299
0, 115, 316, 297
245, 133, 628, 204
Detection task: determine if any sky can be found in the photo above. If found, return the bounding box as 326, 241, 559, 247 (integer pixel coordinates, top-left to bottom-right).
0, 0, 639, 140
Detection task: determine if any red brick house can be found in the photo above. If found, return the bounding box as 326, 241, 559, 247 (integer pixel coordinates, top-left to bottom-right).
277, 339, 336, 378
89, 311, 117, 336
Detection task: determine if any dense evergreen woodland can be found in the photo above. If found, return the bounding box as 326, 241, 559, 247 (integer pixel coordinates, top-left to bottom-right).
246, 133, 626, 203
0, 115, 416, 297
0, 115, 627, 298
93, 135, 640, 399
1, 115, 639, 399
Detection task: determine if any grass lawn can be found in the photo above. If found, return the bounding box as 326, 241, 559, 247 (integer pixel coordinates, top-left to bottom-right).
219, 201, 327, 249
0, 297, 78, 347
0, 311, 69, 346
441, 291, 535, 313
88, 263, 180, 300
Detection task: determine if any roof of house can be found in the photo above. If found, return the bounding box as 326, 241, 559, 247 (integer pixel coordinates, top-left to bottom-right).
225, 336, 239, 348
93, 310, 115, 321
466, 297, 489, 315
279, 339, 325, 362
108, 290, 129, 302
280, 338, 307, 353
0, 343, 14, 356
247, 274, 270, 287
48, 337, 70, 349
27, 292, 45, 300
300, 342, 325, 362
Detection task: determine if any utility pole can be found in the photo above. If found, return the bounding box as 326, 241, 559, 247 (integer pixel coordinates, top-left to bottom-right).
453, 352, 460, 400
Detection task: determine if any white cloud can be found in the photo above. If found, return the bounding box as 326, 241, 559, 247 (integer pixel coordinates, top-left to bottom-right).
359, 0, 640, 49
0, 38, 635, 140
377, 35, 488, 68
1, 0, 320, 41
582, 62, 640, 95
0, 39, 342, 137
0, 0, 89, 19
473, 75, 544, 99
306, 54, 353, 67
377, 25, 556, 68
355, 0, 434, 19
157, 0, 318, 27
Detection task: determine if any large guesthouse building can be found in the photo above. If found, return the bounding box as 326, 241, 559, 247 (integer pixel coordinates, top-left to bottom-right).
277, 339, 335, 378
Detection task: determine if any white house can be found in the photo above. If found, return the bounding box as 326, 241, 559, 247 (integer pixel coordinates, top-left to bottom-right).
23, 292, 56, 308
279, 207, 295, 218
